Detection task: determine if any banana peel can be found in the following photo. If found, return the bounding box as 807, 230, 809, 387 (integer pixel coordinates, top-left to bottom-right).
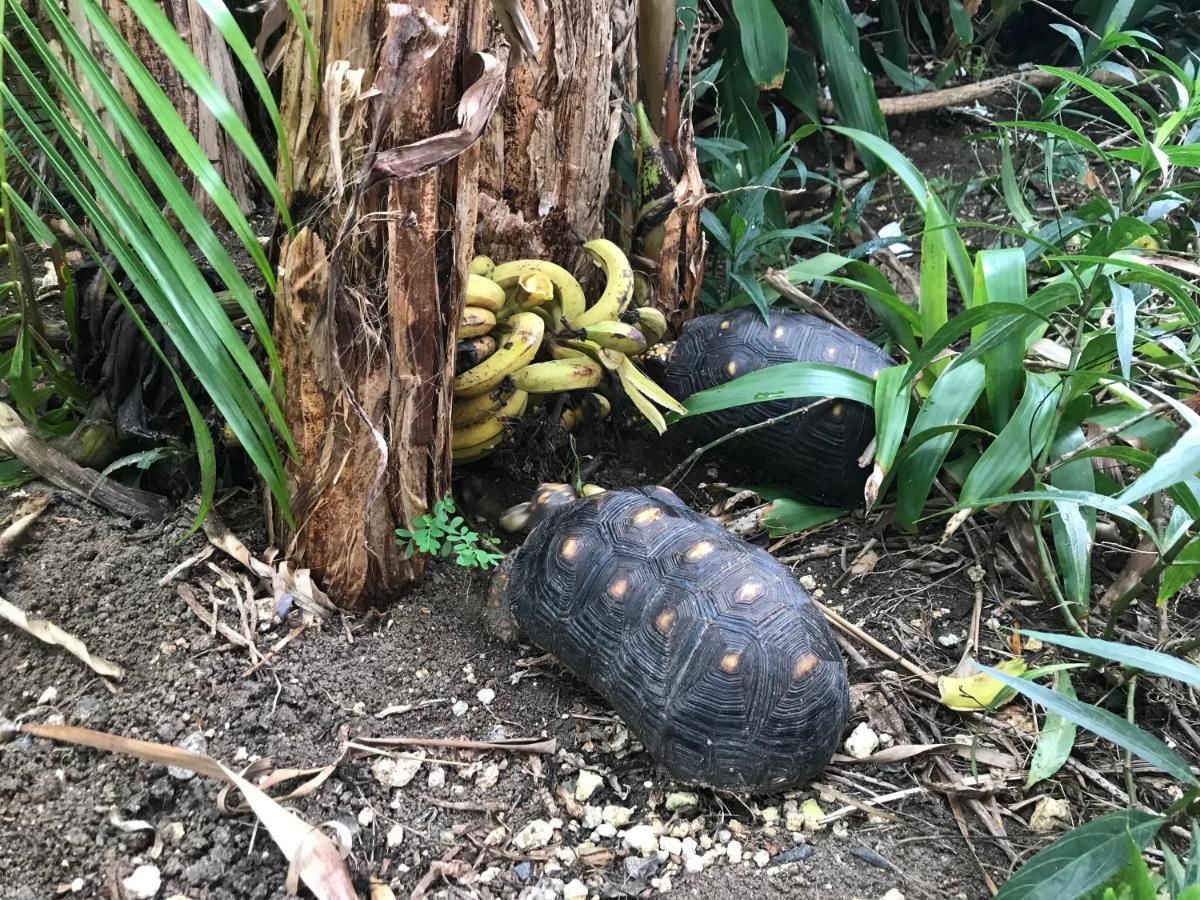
938, 658, 1027, 711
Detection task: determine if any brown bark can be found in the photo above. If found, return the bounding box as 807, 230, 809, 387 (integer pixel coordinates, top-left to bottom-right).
71, 0, 253, 213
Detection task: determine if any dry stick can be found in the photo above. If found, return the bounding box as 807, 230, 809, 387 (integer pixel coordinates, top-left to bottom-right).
0, 402, 169, 521
0, 494, 49, 559
823, 67, 1133, 119
816, 601, 938, 686
762, 269, 851, 330
1043, 402, 1172, 475
662, 398, 831, 488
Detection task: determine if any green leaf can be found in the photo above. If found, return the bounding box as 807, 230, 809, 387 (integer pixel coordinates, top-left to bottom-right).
895, 360, 986, 529
1026, 671, 1077, 786
999, 129, 1036, 231
1048, 426, 1096, 612
762, 499, 849, 536
940, 488, 1157, 543
919, 197, 949, 340
1023, 630, 1200, 689
680, 362, 877, 418
872, 365, 910, 475
960, 373, 1061, 505
1158, 537, 1200, 606
812, 2, 887, 176
980, 662, 1198, 786
732, 0, 788, 89
993, 810, 1164, 900
974, 247, 1029, 428
947, 0, 974, 44
1119, 427, 1200, 505
780, 45, 819, 122
1111, 279, 1136, 382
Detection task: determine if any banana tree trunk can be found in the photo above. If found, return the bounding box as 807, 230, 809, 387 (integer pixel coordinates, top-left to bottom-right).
270, 0, 631, 607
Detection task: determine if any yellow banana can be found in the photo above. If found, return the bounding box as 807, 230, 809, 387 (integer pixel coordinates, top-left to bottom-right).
470, 255, 496, 277
581, 483, 607, 497
547, 338, 587, 361
582, 320, 648, 355
491, 260, 587, 324
452, 388, 509, 427
617, 355, 687, 415
455, 335, 497, 372
559, 338, 624, 371
633, 306, 668, 343
583, 392, 612, 420
451, 389, 529, 448
466, 273, 506, 312
517, 272, 555, 308
454, 311, 544, 397
511, 358, 604, 393
499, 501, 534, 531
460, 306, 497, 338
452, 431, 504, 463
569, 239, 635, 329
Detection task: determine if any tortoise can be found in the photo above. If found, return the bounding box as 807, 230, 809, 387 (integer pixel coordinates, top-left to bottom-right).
485, 483, 849, 793
664, 308, 895, 507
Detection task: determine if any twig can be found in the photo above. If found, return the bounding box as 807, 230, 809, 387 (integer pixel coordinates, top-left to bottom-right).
816, 601, 938, 685
0, 494, 49, 558
1125, 676, 1138, 805
663, 398, 831, 487
762, 269, 851, 329
177, 584, 250, 648
354, 735, 557, 755
242, 623, 307, 677
1043, 402, 1171, 475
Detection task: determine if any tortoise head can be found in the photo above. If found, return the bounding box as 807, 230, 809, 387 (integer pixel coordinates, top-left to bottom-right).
499, 482, 606, 533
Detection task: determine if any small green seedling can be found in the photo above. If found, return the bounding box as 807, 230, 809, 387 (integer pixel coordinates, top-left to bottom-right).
394, 494, 504, 570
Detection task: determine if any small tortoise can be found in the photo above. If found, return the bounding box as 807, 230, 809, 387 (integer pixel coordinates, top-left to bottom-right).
485, 483, 849, 793
665, 308, 895, 507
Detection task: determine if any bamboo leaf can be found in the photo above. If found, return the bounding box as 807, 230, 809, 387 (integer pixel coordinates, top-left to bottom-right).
1158, 537, 1200, 607
872, 364, 909, 475
812, 2, 887, 176
762, 498, 849, 536
1111, 278, 1136, 382
940, 488, 1157, 542
731, 0, 788, 90
993, 809, 1165, 900
1048, 427, 1096, 612
1023, 630, 1200, 689
973, 248, 1029, 428
1119, 427, 1200, 505
1026, 672, 1077, 786
681, 362, 877, 418
919, 197, 949, 340
981, 662, 1197, 786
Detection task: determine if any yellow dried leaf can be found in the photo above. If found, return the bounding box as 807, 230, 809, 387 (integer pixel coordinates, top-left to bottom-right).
938, 658, 1027, 711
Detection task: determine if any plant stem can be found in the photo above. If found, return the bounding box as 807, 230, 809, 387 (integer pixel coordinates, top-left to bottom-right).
662, 397, 831, 487
1033, 520, 1089, 637
1125, 675, 1138, 804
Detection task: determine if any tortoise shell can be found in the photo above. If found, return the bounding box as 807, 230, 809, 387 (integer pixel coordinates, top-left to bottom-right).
664, 308, 895, 507
487, 485, 849, 792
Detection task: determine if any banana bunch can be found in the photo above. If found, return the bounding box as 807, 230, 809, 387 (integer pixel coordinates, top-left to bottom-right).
450, 239, 685, 463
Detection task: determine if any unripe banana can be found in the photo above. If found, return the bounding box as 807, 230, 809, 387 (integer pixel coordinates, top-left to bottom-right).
511, 358, 603, 393
632, 306, 668, 343
583, 392, 612, 420
454, 312, 545, 397
452, 388, 510, 427
558, 338, 624, 371
466, 273, 505, 312
455, 335, 497, 372
452, 431, 504, 463
582, 320, 648, 355
490, 260, 587, 323
452, 389, 529, 448
547, 339, 587, 361
569, 239, 635, 329
460, 307, 497, 338
470, 255, 496, 277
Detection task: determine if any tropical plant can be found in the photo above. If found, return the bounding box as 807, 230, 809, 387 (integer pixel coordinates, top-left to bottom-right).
0, 0, 294, 523
394, 494, 504, 570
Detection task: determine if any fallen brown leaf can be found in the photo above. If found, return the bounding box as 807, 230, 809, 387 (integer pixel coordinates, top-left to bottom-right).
0, 594, 124, 679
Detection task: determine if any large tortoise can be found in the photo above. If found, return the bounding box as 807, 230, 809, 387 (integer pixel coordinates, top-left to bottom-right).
665, 308, 895, 507
485, 484, 849, 793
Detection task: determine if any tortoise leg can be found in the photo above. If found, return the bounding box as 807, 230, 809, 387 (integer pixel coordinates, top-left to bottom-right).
482, 550, 522, 643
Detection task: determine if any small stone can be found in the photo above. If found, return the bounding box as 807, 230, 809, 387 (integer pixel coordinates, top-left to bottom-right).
69, 877, 84, 892
451, 700, 469, 717
1029, 797, 1071, 833
122, 865, 161, 899
684, 855, 707, 874
784, 802, 805, 833
372, 753, 424, 788
483, 826, 507, 846
880, 891, 906, 900
513, 861, 532, 882
717, 829, 731, 843
476, 764, 500, 790
844, 722, 880, 759
476, 688, 496, 705
753, 849, 770, 868
357, 807, 375, 828
37, 686, 57, 705
623, 824, 658, 854
595, 823, 617, 839
582, 805, 603, 829
387, 824, 405, 848
651, 874, 672, 893
725, 840, 743, 865
478, 867, 501, 884
798, 575, 817, 590
159, 822, 184, 846
575, 771, 603, 802
514, 819, 556, 850
602, 805, 633, 828
563, 879, 588, 900
664, 792, 700, 812
167, 733, 207, 780
937, 632, 961, 647
760, 807, 779, 824
658, 836, 683, 856
427, 766, 446, 789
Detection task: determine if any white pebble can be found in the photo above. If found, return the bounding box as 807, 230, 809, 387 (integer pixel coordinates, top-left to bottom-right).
563, 879, 588, 900
513, 819, 556, 850
387, 824, 405, 847
753, 849, 770, 868
725, 840, 743, 865
476, 687, 496, 705
575, 770, 603, 802
664, 791, 699, 811
357, 807, 375, 828
426, 766, 446, 789
798, 575, 817, 590
595, 823, 617, 839
451, 700, 469, 717
623, 824, 658, 854
121, 865, 160, 900
659, 836, 683, 856
582, 805, 603, 828
844, 722, 880, 759
602, 805, 633, 827
684, 855, 707, 873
